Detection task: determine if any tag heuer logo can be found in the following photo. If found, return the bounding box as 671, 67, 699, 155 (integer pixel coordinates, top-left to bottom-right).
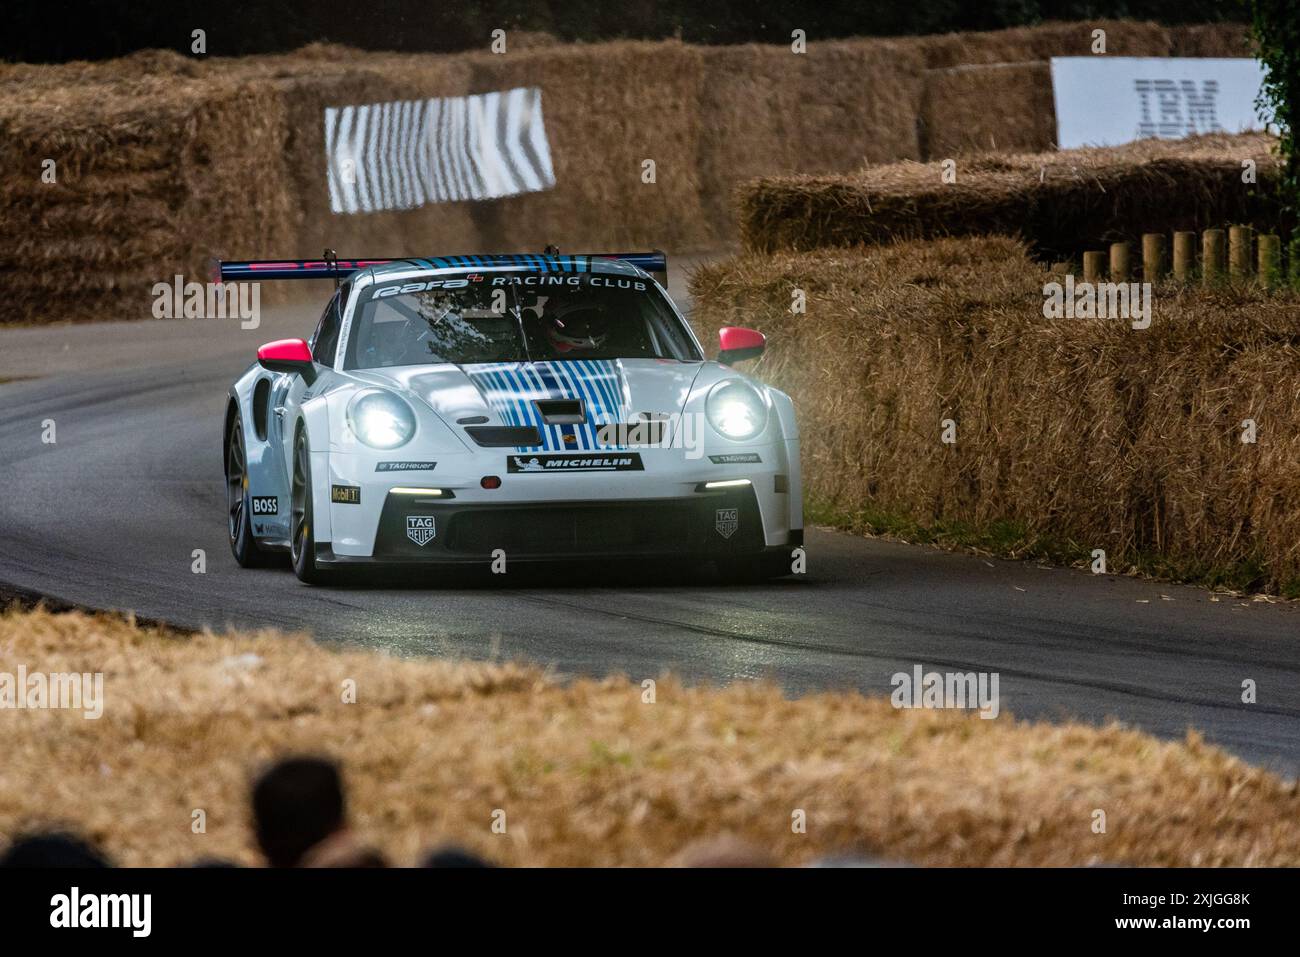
406, 515, 436, 547
715, 508, 739, 539
376, 461, 436, 472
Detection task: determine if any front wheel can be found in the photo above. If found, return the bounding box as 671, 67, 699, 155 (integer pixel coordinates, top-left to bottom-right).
289, 427, 330, 585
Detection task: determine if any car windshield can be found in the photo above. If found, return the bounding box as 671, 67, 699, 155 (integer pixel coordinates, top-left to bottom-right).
344, 271, 701, 369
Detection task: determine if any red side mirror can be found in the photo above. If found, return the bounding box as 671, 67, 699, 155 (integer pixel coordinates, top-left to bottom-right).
718, 326, 765, 365
257, 338, 318, 384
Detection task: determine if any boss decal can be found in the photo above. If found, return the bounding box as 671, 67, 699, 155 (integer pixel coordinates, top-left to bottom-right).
406, 515, 436, 546
715, 508, 739, 540
507, 453, 644, 473
708, 453, 762, 464
251, 495, 278, 515
331, 485, 362, 505
376, 461, 437, 472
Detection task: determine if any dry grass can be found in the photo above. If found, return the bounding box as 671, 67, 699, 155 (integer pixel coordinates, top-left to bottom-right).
1, 605, 1297, 867
691, 236, 1300, 593
740, 133, 1283, 259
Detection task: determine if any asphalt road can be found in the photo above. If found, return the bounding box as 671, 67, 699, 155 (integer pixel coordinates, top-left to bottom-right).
2, 276, 1299, 777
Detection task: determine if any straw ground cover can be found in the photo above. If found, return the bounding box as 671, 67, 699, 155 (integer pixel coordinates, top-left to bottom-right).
739, 133, 1283, 259
2, 604, 1297, 867
690, 236, 1300, 595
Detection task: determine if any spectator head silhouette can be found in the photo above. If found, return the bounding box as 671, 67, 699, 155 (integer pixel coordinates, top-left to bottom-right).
251, 756, 346, 868
0, 831, 111, 868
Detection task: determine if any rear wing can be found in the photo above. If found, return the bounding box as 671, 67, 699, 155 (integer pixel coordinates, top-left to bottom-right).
210, 250, 668, 287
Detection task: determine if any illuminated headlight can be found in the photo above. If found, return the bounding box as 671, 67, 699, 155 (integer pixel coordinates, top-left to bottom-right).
348, 390, 416, 449
706, 380, 767, 441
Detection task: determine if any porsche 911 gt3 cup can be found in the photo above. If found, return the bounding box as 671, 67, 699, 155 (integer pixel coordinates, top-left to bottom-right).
221, 251, 802, 583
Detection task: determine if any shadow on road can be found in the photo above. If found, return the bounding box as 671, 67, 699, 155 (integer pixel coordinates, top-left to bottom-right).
279, 557, 812, 592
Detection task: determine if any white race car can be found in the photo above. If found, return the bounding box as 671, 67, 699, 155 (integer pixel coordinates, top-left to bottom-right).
221, 251, 802, 583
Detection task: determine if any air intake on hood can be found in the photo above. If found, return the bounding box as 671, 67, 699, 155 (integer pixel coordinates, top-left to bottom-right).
465, 425, 542, 447
535, 398, 585, 424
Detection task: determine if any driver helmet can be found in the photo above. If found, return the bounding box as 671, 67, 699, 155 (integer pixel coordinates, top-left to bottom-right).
544, 301, 609, 353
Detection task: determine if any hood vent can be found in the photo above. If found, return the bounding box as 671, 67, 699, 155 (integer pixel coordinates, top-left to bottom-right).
534, 398, 585, 424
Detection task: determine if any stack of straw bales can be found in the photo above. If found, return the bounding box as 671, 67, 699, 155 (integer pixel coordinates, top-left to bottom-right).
739, 133, 1282, 259
0, 20, 1254, 324
691, 236, 1300, 591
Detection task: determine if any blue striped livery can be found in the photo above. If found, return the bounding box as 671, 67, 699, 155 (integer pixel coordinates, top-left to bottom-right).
464, 360, 630, 452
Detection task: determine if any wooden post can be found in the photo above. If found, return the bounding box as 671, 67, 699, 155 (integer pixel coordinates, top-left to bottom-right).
1229, 225, 1253, 281
1109, 242, 1131, 282
1173, 231, 1196, 281
1258, 234, 1282, 290
1202, 229, 1226, 284
1083, 251, 1106, 283
1142, 233, 1165, 282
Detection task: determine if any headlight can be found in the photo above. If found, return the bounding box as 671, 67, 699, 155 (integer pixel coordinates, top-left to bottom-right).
706, 380, 767, 441
348, 390, 416, 449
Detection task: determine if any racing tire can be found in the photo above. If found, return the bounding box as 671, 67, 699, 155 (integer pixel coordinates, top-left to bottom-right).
226, 418, 275, 568
289, 425, 330, 585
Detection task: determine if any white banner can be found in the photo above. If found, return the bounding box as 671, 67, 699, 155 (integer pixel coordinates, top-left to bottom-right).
1050, 57, 1268, 150
324, 87, 556, 214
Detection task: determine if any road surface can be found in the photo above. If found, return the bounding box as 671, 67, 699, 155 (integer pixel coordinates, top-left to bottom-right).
1, 270, 1298, 776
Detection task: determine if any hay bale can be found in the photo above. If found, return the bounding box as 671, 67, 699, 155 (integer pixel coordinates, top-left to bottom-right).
739, 133, 1283, 259
920, 61, 1054, 158
1169, 23, 1254, 57
698, 40, 926, 240
691, 238, 1300, 592
466, 40, 710, 252
912, 19, 1175, 68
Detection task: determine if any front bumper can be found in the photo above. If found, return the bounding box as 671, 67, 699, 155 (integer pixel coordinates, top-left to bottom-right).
317, 484, 800, 565
315, 443, 801, 564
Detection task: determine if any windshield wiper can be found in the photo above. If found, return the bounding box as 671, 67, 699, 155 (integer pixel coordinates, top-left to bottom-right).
507, 283, 533, 364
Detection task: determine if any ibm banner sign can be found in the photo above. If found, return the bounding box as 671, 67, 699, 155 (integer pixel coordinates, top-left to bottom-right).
1051, 57, 1268, 149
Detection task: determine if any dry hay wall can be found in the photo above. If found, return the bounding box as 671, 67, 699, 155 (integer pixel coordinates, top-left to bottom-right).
920, 61, 1055, 158
463, 42, 712, 252
690, 238, 1300, 592
913, 19, 1176, 68
0, 21, 1251, 324
0, 50, 336, 321
739, 133, 1283, 260
694, 39, 927, 243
